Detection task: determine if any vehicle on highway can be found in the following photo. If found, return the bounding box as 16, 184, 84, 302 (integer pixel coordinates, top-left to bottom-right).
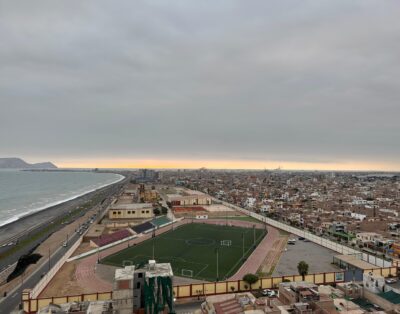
288, 239, 296, 245
261, 289, 276, 297
298, 237, 305, 240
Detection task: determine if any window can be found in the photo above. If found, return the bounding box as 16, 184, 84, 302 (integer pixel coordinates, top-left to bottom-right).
128, 211, 131, 214
137, 282, 141, 289
138, 273, 143, 278
142, 211, 145, 214
146, 210, 149, 213
132, 211, 135, 214
118, 211, 121, 214
113, 211, 116, 215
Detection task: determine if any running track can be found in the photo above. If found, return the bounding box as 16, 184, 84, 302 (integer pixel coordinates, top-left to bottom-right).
45, 219, 279, 294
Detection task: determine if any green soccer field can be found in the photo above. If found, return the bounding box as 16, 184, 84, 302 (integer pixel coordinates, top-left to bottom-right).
100, 223, 266, 281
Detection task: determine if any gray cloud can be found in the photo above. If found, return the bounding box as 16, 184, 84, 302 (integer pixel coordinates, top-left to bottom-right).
1, 0, 400, 167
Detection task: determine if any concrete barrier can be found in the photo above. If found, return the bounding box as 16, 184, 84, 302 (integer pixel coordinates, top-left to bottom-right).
218, 199, 392, 268
30, 236, 82, 299
0, 262, 17, 285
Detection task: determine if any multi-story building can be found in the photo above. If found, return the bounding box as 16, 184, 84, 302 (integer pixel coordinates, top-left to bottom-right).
108, 203, 154, 220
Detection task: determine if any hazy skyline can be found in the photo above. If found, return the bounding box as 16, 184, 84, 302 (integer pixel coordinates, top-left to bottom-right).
1, 1, 400, 171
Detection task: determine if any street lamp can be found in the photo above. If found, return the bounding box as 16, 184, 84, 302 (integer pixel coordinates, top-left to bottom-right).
215, 248, 219, 282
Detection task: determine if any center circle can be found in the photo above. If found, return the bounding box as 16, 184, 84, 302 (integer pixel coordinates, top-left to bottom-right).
185, 238, 215, 246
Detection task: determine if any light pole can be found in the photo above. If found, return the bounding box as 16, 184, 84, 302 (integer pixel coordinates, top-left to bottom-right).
253, 225, 256, 246
48, 248, 51, 272
215, 248, 219, 281
152, 228, 156, 259
242, 233, 245, 259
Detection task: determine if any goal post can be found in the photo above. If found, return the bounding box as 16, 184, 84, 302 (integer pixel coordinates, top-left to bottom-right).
122, 260, 133, 266
181, 269, 193, 277
220, 240, 232, 246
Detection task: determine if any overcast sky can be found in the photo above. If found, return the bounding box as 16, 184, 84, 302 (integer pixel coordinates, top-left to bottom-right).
1, 1, 399, 170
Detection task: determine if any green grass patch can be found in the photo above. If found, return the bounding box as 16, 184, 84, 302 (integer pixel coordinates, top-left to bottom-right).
101, 223, 266, 282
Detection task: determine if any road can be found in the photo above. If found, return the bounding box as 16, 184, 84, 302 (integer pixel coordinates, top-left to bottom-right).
0, 181, 124, 271
0, 178, 128, 312
0, 231, 80, 312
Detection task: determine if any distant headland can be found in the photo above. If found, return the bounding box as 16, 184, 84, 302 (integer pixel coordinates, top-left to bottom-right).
0, 157, 57, 169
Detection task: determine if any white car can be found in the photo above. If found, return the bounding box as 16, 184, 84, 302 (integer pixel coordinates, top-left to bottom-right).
385, 278, 398, 284
261, 289, 276, 297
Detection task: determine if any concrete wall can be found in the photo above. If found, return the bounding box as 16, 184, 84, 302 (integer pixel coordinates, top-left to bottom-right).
219, 199, 392, 268
108, 208, 153, 219
0, 262, 17, 285
30, 236, 83, 299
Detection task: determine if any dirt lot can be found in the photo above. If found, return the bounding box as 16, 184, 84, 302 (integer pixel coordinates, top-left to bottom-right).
258, 232, 288, 276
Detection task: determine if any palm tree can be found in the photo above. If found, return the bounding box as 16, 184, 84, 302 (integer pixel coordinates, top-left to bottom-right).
297, 261, 309, 280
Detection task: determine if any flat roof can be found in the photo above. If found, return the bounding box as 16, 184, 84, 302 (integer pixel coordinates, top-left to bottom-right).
109, 203, 153, 210
334, 254, 380, 270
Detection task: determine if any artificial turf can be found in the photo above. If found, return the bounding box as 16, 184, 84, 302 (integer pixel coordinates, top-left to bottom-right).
101, 223, 266, 281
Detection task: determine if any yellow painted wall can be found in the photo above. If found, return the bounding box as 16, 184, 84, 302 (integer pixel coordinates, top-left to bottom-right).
98, 293, 111, 300
192, 284, 204, 295
204, 283, 216, 294
67, 296, 82, 302
272, 277, 282, 287
216, 282, 227, 294
38, 299, 51, 309
178, 286, 191, 297
325, 273, 334, 282
294, 275, 303, 282
315, 274, 324, 284
53, 297, 67, 304
382, 268, 390, 277
227, 282, 239, 292
261, 278, 272, 289
304, 275, 314, 282
109, 208, 153, 219
283, 276, 294, 282
83, 294, 98, 301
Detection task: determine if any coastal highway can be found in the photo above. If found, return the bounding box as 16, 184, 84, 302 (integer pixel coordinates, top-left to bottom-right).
0, 230, 82, 312
0, 175, 128, 312
0, 179, 125, 271
0, 175, 129, 312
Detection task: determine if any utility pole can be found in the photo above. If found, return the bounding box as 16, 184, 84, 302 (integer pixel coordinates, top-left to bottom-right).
253, 225, 256, 246
48, 248, 51, 272
152, 227, 156, 259
215, 248, 219, 281
242, 233, 245, 259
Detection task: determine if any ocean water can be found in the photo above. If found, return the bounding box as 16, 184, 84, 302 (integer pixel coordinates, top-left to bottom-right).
0, 170, 124, 227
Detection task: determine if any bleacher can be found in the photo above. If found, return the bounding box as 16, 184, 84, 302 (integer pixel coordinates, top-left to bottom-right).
131, 221, 154, 234
91, 229, 132, 247
150, 216, 171, 228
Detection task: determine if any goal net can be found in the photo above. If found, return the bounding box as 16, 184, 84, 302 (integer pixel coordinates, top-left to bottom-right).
123, 260, 133, 267
220, 240, 232, 246
181, 269, 193, 277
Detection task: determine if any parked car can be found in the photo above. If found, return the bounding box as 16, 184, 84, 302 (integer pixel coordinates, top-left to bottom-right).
261, 289, 276, 297
385, 277, 398, 284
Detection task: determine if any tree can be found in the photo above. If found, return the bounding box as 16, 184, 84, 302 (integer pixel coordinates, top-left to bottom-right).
297, 261, 309, 280
242, 273, 259, 291
161, 206, 168, 214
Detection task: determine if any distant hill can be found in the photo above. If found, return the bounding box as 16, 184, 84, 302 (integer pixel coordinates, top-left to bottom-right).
0, 158, 57, 169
